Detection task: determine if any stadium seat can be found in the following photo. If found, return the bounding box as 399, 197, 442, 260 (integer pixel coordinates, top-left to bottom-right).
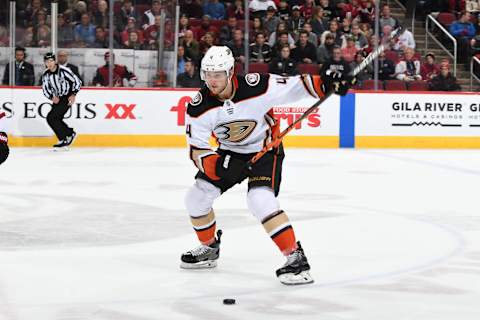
189, 18, 201, 27
237, 20, 254, 30
234, 62, 244, 75
211, 19, 227, 29
384, 50, 400, 64
437, 12, 456, 27
409, 81, 429, 91
248, 63, 269, 74
385, 80, 407, 91
361, 79, 384, 90
297, 63, 319, 75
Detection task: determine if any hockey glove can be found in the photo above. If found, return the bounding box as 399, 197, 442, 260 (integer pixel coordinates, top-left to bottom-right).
323, 70, 356, 96
0, 132, 9, 165
216, 154, 248, 183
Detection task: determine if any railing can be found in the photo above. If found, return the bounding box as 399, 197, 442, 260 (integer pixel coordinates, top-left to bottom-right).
425, 14, 457, 76
470, 55, 480, 90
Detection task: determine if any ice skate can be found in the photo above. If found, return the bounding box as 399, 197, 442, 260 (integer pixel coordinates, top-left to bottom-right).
52, 139, 70, 152
276, 241, 314, 285
64, 131, 77, 147
180, 230, 222, 269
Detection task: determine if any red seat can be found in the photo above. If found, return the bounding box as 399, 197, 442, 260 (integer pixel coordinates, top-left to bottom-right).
135, 4, 150, 15
248, 63, 269, 74
189, 18, 201, 27
384, 50, 400, 64
211, 19, 227, 29
237, 20, 254, 30
297, 63, 319, 75
234, 62, 244, 75
409, 81, 429, 91
385, 80, 407, 91
361, 79, 384, 90
437, 12, 456, 27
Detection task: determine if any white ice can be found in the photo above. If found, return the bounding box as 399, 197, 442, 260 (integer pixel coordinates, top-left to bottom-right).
0, 147, 479, 320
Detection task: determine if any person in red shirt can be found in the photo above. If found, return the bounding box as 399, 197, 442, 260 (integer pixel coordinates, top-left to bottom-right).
420, 52, 440, 81
92, 51, 137, 87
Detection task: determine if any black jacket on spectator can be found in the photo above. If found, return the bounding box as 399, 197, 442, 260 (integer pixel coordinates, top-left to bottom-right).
291, 41, 317, 63
226, 40, 246, 62
250, 43, 273, 63
219, 26, 235, 45
177, 71, 203, 88
269, 57, 298, 76
2, 61, 35, 86
320, 58, 351, 78
63, 63, 83, 85
378, 58, 396, 80
429, 73, 461, 91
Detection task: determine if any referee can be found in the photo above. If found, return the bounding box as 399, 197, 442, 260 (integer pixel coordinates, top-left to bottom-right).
41, 52, 82, 149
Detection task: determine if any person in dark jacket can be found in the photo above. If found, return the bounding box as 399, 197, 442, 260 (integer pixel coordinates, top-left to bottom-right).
249, 32, 272, 63
2, 47, 35, 86
57, 50, 83, 84
429, 63, 461, 91
177, 58, 203, 88
291, 30, 317, 64
377, 50, 396, 80
269, 44, 298, 76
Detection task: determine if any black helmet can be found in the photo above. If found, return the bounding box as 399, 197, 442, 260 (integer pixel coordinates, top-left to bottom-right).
44, 52, 56, 61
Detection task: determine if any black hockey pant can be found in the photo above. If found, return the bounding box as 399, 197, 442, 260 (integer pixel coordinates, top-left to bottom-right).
46, 96, 74, 141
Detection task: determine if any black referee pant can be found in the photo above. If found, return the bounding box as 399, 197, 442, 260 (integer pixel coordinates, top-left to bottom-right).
46, 96, 74, 141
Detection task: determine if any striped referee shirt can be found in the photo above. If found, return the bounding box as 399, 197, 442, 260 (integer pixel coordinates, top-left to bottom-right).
41, 64, 81, 100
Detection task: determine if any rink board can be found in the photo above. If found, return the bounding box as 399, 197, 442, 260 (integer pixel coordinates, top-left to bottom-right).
1, 87, 480, 148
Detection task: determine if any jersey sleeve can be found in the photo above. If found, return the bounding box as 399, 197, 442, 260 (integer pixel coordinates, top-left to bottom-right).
185, 107, 220, 181
266, 73, 326, 108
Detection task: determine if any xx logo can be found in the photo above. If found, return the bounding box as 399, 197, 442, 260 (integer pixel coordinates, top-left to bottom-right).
105, 104, 136, 119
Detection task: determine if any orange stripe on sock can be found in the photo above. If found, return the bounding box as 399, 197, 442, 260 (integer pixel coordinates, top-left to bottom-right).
272, 226, 297, 255
195, 223, 216, 245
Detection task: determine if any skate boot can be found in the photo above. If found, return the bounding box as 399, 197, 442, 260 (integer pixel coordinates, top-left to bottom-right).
52, 139, 69, 151
276, 241, 314, 285
64, 131, 77, 147
180, 230, 222, 269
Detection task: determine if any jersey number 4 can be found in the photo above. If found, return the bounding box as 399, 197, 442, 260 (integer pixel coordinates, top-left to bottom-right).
186, 124, 192, 137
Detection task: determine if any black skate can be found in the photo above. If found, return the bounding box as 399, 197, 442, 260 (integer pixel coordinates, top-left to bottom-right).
64, 131, 77, 147
52, 139, 69, 151
180, 230, 222, 269
276, 241, 314, 285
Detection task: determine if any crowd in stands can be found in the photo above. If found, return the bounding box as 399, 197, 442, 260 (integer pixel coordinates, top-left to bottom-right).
0, 0, 473, 90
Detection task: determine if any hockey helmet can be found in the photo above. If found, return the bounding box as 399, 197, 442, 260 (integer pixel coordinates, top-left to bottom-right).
200, 46, 235, 81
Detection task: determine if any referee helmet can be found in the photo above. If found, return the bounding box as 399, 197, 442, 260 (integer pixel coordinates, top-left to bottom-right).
44, 52, 56, 61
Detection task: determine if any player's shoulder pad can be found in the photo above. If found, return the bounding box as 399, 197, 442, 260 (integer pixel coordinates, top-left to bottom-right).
187, 86, 222, 118
233, 73, 270, 102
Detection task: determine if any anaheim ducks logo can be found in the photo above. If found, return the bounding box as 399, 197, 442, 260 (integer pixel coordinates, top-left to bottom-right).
214, 120, 257, 143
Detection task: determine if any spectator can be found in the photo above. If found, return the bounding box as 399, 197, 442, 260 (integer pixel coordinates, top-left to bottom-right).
121, 17, 144, 45
271, 30, 295, 58
249, 0, 277, 19
321, 20, 343, 46
116, 0, 139, 32
358, 0, 375, 24
194, 15, 219, 42
301, 0, 316, 20
74, 13, 96, 46
317, 32, 336, 68
182, 29, 200, 62
269, 44, 299, 76
228, 0, 246, 20
92, 51, 137, 87
177, 58, 203, 88
17, 27, 35, 47
123, 30, 145, 50
2, 47, 35, 86
292, 30, 317, 64
310, 6, 328, 36
320, 45, 351, 79
58, 13, 75, 47
379, 5, 399, 30
180, 0, 203, 19
203, 0, 225, 20
250, 32, 273, 63
466, 0, 480, 13
360, 22, 373, 38
289, 6, 305, 35
393, 28, 416, 51
381, 24, 395, 49
341, 0, 362, 20
36, 25, 51, 47
57, 50, 82, 84
348, 23, 368, 49
252, 17, 267, 40
395, 47, 422, 81
34, 9, 48, 30
263, 6, 281, 35
319, 0, 340, 20
268, 21, 295, 47
94, 0, 109, 30
340, 17, 352, 36
449, 11, 476, 63
177, 45, 187, 74
471, 33, 480, 55
303, 22, 319, 46
91, 26, 112, 48
350, 51, 372, 83
377, 50, 396, 80
219, 16, 238, 45
341, 36, 359, 63
226, 29, 246, 64
199, 31, 216, 56
71, 0, 88, 25
21, 0, 48, 28
0, 25, 8, 47
420, 52, 441, 80
277, 0, 291, 21
144, 15, 164, 49
142, 0, 162, 30
429, 62, 461, 91
178, 13, 191, 38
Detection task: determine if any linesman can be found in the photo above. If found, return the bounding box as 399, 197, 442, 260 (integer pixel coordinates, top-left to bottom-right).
41, 52, 82, 149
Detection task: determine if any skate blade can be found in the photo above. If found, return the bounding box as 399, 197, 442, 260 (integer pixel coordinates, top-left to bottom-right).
278, 270, 314, 285
51, 147, 70, 152
180, 260, 217, 269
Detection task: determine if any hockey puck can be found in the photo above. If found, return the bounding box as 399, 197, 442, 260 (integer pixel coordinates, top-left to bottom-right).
223, 298, 236, 305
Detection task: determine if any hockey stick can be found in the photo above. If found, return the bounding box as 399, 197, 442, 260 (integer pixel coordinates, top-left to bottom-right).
247, 27, 405, 168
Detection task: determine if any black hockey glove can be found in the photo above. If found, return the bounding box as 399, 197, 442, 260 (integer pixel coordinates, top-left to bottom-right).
0, 132, 9, 165
216, 153, 248, 183
323, 70, 356, 96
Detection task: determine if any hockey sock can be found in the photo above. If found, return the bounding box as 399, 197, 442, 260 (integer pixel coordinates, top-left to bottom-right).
262, 210, 298, 255
190, 210, 216, 245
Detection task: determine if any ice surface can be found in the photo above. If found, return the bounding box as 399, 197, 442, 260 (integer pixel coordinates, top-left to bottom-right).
0, 148, 479, 320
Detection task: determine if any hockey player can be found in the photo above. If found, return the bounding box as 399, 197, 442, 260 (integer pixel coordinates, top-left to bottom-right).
180, 46, 351, 285
0, 111, 9, 165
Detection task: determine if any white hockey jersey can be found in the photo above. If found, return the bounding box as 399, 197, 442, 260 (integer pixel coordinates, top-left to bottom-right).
185, 73, 325, 180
